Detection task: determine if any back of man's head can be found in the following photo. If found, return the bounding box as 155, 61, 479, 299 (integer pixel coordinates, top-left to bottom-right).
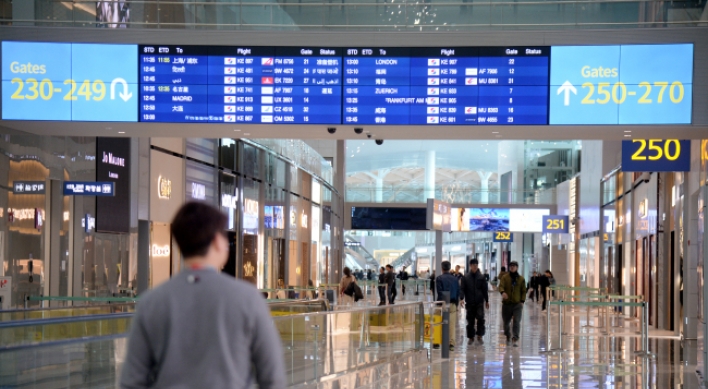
441, 261, 451, 272
171, 202, 227, 259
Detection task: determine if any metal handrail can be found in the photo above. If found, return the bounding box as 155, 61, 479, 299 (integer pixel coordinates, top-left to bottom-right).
0, 312, 133, 329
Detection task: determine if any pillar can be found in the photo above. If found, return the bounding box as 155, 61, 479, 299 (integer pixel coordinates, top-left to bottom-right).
478, 171, 493, 203
425, 150, 436, 201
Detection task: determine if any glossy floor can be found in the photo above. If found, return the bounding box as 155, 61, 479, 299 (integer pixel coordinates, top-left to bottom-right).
370, 293, 701, 389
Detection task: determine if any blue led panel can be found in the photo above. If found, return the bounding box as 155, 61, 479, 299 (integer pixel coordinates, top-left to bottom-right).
2, 41, 138, 122
549, 44, 693, 125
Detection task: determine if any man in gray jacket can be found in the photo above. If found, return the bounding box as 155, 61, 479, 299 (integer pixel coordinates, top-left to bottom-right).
120, 202, 286, 389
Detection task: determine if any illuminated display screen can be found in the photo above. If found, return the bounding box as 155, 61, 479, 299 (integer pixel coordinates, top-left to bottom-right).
342, 47, 549, 125
1, 42, 694, 125
2, 42, 138, 122
451, 207, 550, 232
549, 44, 693, 124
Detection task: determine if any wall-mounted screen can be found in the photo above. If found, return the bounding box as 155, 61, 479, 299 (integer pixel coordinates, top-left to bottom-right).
550, 44, 693, 125
2, 42, 693, 125
2, 42, 138, 121
451, 207, 549, 232
509, 208, 550, 232
351, 207, 427, 230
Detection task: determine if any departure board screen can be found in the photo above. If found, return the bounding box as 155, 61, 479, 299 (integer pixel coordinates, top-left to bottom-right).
139, 45, 342, 124
1, 42, 694, 126
343, 47, 550, 125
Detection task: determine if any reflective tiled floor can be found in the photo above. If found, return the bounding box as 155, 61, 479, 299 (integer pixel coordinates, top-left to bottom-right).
374, 293, 702, 389
0, 293, 703, 388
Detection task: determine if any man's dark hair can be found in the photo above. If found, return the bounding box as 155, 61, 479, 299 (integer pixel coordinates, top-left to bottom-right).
386, 265, 393, 270
171, 202, 227, 258
441, 261, 451, 271
501, 266, 506, 272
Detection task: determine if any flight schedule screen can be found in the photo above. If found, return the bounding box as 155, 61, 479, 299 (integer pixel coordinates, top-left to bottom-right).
342, 47, 549, 125
139, 45, 342, 124
1, 42, 694, 125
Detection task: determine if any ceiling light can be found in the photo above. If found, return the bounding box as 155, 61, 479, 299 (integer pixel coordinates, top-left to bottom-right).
492, 131, 499, 134
118, 131, 125, 134
244, 133, 250, 136
624, 134, 631, 137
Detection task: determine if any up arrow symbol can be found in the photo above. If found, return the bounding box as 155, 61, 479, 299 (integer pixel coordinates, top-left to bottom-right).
556, 81, 577, 106
110, 78, 133, 102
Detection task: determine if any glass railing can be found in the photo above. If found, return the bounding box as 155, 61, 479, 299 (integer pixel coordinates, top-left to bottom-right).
6, 0, 706, 30
0, 304, 135, 323
0, 313, 133, 348
273, 301, 424, 385
346, 187, 556, 204
0, 301, 426, 388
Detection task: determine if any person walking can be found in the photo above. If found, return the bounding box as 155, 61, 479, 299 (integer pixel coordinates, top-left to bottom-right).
385, 264, 397, 304
398, 266, 410, 297
498, 261, 527, 347
120, 202, 285, 389
429, 271, 436, 300
529, 272, 539, 302
339, 267, 356, 305
498, 266, 508, 282
460, 258, 489, 346
435, 261, 460, 351
538, 270, 550, 311
378, 267, 387, 306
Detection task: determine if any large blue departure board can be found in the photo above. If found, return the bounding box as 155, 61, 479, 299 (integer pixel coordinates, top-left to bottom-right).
139, 45, 342, 124
1, 42, 694, 126
343, 47, 549, 125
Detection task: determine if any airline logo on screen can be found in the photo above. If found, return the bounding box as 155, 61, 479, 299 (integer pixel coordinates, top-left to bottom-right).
2, 42, 138, 122
549, 44, 693, 125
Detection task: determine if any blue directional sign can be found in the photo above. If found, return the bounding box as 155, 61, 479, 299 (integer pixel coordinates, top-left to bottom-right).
542, 215, 569, 233
492, 231, 514, 242
621, 139, 691, 172
2, 42, 138, 122
550, 44, 693, 125
63, 182, 115, 196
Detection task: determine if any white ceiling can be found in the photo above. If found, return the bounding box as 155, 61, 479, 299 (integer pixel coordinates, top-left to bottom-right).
1, 120, 706, 141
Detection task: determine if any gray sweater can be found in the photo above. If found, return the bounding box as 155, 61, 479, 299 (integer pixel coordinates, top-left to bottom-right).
120, 268, 286, 389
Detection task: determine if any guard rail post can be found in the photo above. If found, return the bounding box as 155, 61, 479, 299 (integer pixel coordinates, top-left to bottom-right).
634, 301, 654, 358
441, 291, 450, 359
312, 324, 320, 380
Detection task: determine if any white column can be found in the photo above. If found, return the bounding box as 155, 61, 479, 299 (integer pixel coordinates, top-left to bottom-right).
478, 171, 493, 203
425, 150, 436, 201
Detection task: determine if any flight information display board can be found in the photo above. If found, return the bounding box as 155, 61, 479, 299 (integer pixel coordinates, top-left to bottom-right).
342, 47, 549, 125
0, 42, 695, 126
139, 45, 342, 124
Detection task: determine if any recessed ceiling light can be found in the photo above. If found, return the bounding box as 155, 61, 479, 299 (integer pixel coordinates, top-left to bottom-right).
624, 130, 632, 133
244, 133, 250, 136
624, 134, 631, 137
492, 131, 499, 134
118, 131, 125, 134
106, 127, 112, 130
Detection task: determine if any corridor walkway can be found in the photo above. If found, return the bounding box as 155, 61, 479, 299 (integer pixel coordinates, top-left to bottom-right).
367, 293, 701, 389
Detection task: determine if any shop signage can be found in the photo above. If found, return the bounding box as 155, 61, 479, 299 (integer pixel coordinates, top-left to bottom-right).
157, 176, 172, 199
82, 214, 96, 232
426, 198, 451, 232
152, 244, 170, 257
191, 182, 206, 200
621, 139, 690, 172
12, 181, 45, 194
492, 232, 513, 242
63, 181, 115, 196
542, 215, 569, 233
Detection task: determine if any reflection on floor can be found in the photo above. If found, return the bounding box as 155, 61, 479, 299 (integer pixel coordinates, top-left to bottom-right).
371, 293, 701, 389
